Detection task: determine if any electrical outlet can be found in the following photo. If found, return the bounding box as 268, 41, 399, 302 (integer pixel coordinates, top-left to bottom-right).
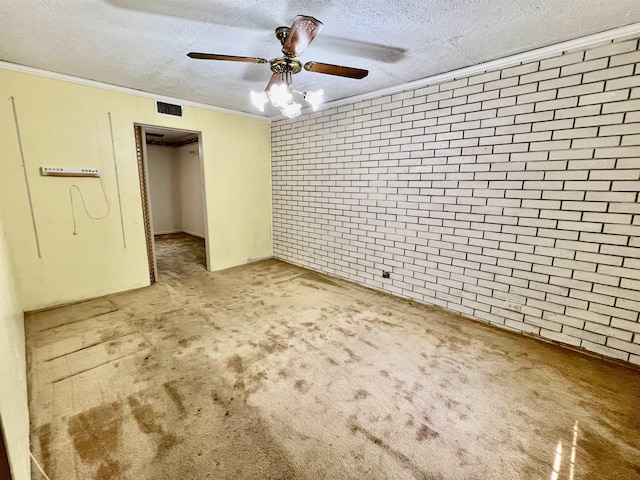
41, 166, 101, 177
505, 303, 522, 313
382, 271, 390, 279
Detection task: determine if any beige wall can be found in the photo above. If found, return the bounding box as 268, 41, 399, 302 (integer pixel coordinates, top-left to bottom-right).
0, 215, 30, 480
177, 144, 205, 238
147, 145, 183, 235
0, 68, 273, 310
146, 143, 206, 238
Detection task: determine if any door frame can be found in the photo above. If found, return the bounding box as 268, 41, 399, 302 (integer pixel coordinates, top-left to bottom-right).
134, 124, 210, 282
0, 416, 13, 480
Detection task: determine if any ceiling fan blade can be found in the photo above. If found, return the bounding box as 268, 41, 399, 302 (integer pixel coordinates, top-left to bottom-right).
282, 15, 323, 56
187, 52, 268, 64
304, 61, 369, 79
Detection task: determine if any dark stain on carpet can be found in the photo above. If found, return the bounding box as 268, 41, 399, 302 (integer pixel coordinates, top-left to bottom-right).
227, 354, 245, 374
350, 422, 442, 480
294, 379, 310, 393
164, 381, 187, 416
128, 395, 178, 460
416, 424, 440, 441
354, 389, 369, 400
68, 402, 124, 478
36, 423, 52, 475
96, 459, 124, 480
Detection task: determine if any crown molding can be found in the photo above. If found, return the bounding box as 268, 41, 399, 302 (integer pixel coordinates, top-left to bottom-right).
271, 21, 640, 121
0, 61, 270, 122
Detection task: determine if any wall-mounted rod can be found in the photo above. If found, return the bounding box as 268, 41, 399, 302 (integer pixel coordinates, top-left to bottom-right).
108, 112, 127, 248
10, 96, 41, 258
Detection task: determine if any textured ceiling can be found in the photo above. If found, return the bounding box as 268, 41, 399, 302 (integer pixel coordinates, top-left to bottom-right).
1, 1, 639, 117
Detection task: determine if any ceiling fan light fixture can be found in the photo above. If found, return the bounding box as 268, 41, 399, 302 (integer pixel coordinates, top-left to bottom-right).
281, 101, 302, 118
268, 83, 293, 108
190, 15, 368, 119
304, 89, 324, 111
250, 90, 269, 112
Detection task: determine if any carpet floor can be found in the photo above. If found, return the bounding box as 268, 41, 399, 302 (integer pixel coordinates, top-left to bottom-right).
26, 233, 640, 479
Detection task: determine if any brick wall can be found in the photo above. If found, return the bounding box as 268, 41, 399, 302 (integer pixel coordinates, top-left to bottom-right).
271, 37, 640, 364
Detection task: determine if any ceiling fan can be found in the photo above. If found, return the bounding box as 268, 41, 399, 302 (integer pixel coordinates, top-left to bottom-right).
187, 15, 369, 117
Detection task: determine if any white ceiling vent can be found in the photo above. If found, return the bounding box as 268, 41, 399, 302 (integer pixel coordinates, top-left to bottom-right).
156, 100, 183, 117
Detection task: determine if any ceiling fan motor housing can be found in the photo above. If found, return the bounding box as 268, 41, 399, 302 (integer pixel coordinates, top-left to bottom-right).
275, 26, 291, 46
270, 57, 302, 74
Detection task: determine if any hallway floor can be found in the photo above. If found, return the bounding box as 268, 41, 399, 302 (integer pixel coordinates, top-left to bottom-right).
26, 233, 640, 479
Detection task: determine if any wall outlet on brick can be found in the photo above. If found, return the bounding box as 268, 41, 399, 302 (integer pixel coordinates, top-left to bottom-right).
382, 271, 391, 279
505, 304, 523, 313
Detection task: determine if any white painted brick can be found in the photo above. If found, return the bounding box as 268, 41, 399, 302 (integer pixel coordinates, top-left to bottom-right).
529, 140, 571, 151
495, 124, 531, 135
583, 64, 635, 83
539, 74, 581, 91
607, 338, 640, 356
520, 68, 561, 84
501, 84, 537, 99
513, 131, 551, 142
468, 70, 501, 85
595, 147, 640, 158
499, 104, 535, 116
517, 90, 557, 105
554, 105, 602, 119
271, 35, 640, 364
439, 78, 469, 91
515, 111, 554, 124
541, 329, 582, 347
582, 341, 630, 361
621, 134, 640, 146
535, 97, 579, 112
502, 62, 539, 78
564, 325, 607, 344
539, 51, 585, 70
440, 96, 468, 108
579, 90, 630, 106
605, 75, 640, 91
600, 123, 640, 136
609, 50, 640, 67
414, 85, 440, 96
611, 318, 640, 334
557, 220, 603, 232
574, 113, 624, 127
549, 239, 599, 253
561, 58, 608, 76
616, 297, 640, 313
572, 136, 620, 148
548, 152, 593, 165
602, 99, 640, 113
586, 40, 638, 60
453, 84, 483, 97
553, 127, 598, 140
558, 82, 605, 98
427, 90, 453, 102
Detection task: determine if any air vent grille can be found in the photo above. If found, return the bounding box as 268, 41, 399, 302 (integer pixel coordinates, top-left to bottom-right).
156, 101, 182, 117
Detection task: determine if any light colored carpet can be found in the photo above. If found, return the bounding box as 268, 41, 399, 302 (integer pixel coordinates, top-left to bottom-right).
26, 233, 640, 479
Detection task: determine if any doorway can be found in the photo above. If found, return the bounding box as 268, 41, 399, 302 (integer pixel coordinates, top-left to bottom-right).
134, 125, 209, 283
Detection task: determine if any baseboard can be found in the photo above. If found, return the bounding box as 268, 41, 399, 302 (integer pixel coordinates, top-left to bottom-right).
182, 230, 205, 239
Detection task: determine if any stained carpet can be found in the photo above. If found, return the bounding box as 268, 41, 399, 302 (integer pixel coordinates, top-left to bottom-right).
26, 233, 640, 479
